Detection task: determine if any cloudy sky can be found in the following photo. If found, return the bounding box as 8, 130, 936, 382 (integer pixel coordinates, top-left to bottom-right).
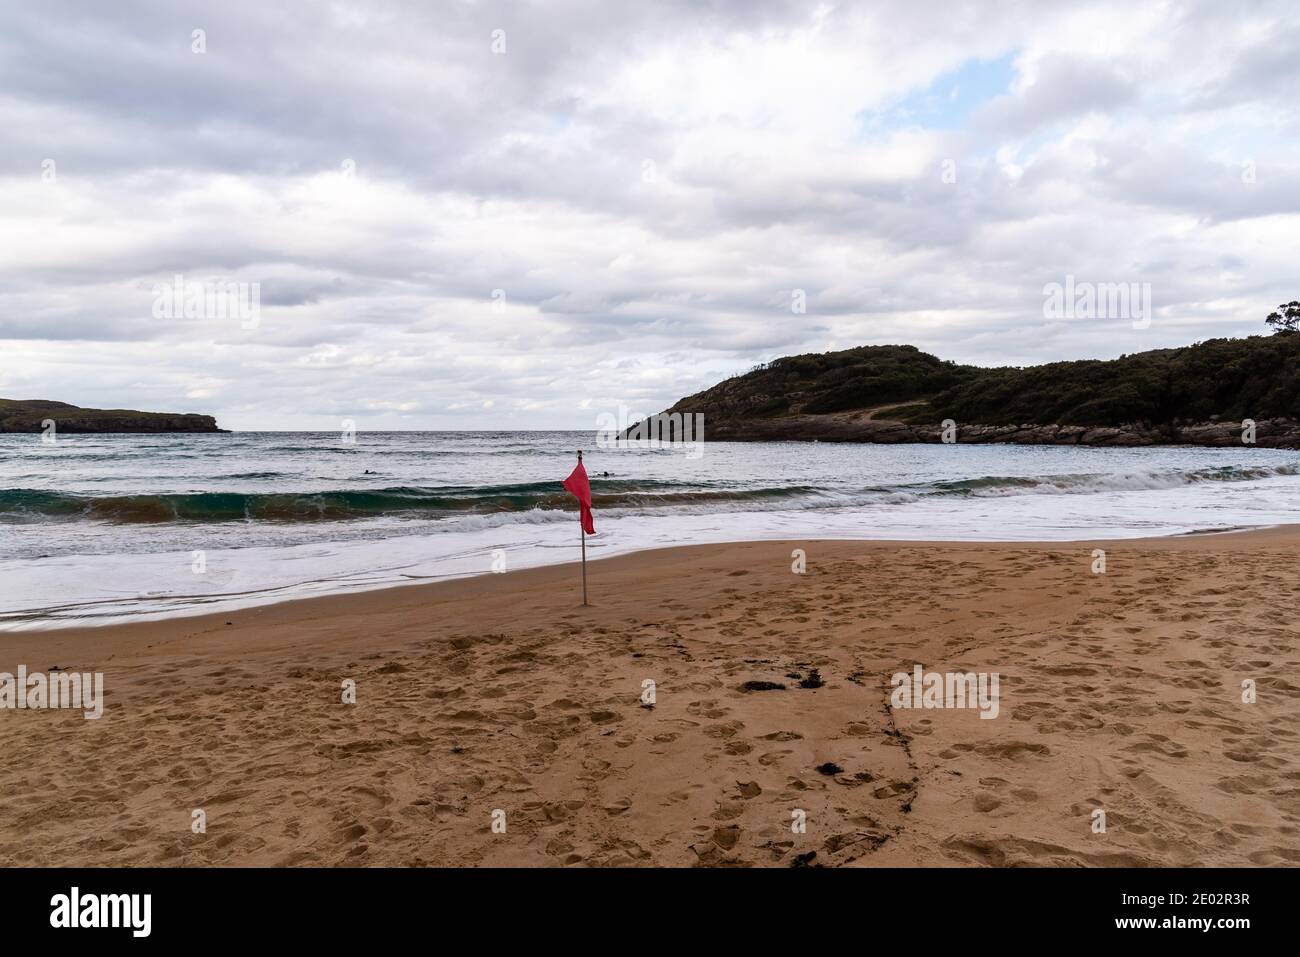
3, 1, 1298, 430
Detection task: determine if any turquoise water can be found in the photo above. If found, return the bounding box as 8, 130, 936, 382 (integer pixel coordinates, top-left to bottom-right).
2, 431, 1298, 628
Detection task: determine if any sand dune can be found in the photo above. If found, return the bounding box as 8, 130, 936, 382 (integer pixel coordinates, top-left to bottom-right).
1, 530, 1298, 867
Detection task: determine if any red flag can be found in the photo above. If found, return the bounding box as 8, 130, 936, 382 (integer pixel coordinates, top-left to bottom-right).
563, 460, 596, 534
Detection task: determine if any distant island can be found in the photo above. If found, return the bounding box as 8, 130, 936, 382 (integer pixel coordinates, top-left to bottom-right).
0, 399, 225, 433
647, 334, 1300, 448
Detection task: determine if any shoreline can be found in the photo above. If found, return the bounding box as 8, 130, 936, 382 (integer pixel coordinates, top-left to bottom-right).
676, 417, 1300, 449
5, 522, 1289, 634
3, 528, 1298, 866
16, 524, 1298, 647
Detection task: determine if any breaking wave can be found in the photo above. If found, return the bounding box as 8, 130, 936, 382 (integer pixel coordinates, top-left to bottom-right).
1, 462, 1295, 524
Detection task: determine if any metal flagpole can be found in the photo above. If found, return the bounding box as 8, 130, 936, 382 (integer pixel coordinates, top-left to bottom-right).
578, 450, 588, 605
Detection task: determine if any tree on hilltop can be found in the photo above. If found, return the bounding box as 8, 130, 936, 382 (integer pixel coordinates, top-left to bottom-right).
1266, 301, 1300, 334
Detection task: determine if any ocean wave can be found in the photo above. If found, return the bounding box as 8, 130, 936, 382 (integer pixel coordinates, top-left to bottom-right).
924, 463, 1300, 497
231, 444, 588, 456
0, 462, 1294, 525
0, 481, 819, 524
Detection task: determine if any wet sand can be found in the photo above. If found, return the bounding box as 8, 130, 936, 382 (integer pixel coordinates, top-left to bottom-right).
1, 529, 1297, 867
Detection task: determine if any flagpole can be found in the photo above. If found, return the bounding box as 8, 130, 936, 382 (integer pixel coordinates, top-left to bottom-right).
577, 450, 588, 606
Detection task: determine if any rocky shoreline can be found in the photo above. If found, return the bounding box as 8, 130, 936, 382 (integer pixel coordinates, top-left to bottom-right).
688, 414, 1300, 448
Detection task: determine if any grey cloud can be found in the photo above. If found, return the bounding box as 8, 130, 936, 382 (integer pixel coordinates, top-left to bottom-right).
974, 55, 1137, 137
2, 1, 1300, 428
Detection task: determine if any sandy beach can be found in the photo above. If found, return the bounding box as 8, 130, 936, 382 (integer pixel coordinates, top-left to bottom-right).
2, 529, 1298, 868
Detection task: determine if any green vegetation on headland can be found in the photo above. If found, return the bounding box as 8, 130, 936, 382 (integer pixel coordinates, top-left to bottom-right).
0, 399, 225, 433
653, 332, 1300, 447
